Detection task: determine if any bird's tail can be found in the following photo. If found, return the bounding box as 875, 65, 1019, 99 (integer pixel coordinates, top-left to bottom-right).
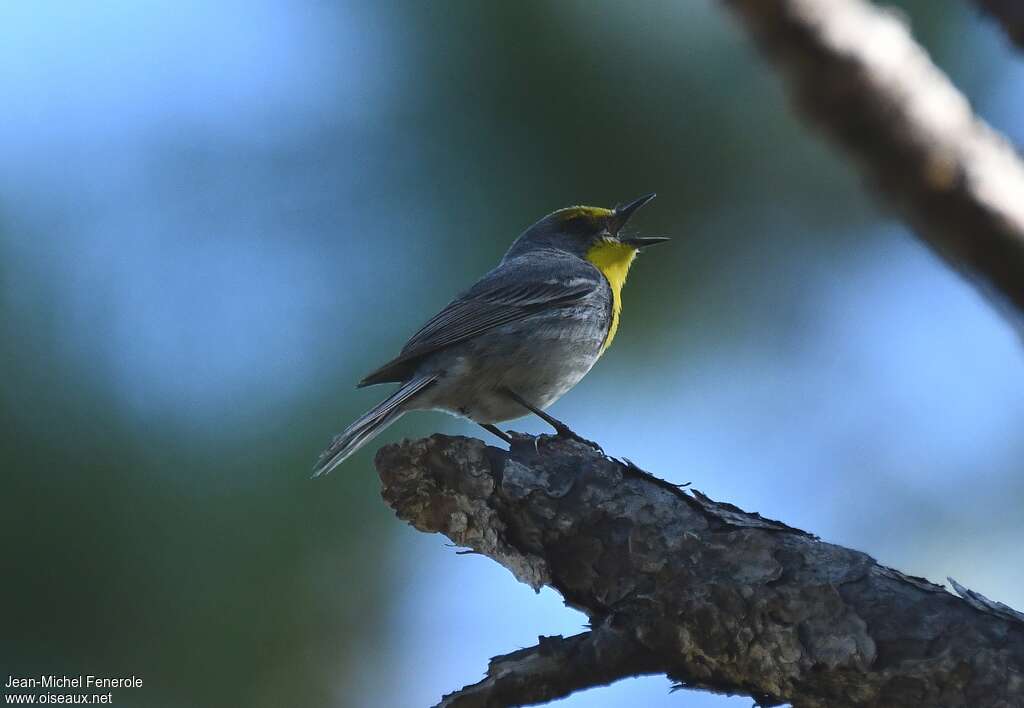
312, 375, 437, 477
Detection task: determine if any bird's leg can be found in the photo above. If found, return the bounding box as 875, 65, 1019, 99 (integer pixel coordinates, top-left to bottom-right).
479, 423, 513, 445
500, 387, 602, 452
500, 387, 573, 435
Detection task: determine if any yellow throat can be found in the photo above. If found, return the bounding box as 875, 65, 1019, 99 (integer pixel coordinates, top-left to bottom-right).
585, 239, 638, 355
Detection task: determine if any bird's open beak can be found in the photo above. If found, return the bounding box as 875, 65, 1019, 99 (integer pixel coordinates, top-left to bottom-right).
612, 193, 656, 230
620, 235, 671, 249
611, 193, 668, 248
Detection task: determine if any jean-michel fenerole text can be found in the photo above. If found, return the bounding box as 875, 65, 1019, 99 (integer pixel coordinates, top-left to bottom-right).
5, 676, 143, 689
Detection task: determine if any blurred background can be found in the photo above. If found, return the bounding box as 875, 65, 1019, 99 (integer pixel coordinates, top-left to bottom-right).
2, 1, 1022, 706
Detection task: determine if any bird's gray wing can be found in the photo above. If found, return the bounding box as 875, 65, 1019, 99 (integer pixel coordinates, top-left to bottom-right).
359, 253, 603, 386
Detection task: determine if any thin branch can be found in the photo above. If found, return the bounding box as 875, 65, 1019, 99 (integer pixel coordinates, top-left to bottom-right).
969, 0, 1024, 50
723, 0, 1024, 322
436, 622, 662, 708
376, 434, 1024, 708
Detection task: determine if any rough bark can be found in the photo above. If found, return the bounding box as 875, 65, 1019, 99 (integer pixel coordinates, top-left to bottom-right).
723, 0, 1024, 323
969, 0, 1024, 50
435, 623, 662, 708
376, 433, 1024, 708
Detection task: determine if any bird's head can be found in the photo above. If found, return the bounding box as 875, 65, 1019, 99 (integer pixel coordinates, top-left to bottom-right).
505, 193, 667, 261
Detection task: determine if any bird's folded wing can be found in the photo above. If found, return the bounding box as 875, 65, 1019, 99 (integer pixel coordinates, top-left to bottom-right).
358, 254, 601, 386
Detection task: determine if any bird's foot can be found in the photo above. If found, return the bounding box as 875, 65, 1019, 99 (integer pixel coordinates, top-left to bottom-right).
501, 430, 541, 455
505, 429, 603, 456
548, 423, 604, 454
499, 387, 604, 453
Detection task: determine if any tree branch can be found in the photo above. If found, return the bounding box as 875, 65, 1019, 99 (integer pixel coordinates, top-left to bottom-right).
969, 0, 1024, 50
722, 0, 1024, 322
436, 622, 661, 708
376, 434, 1024, 708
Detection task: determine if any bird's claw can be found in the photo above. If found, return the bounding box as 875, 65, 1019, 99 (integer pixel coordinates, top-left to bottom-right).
551, 425, 604, 454
509, 427, 604, 456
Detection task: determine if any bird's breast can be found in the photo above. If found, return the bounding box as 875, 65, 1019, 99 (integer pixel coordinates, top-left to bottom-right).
584, 240, 638, 355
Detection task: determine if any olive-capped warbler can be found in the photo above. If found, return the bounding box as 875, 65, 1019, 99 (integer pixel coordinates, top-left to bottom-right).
313, 193, 666, 476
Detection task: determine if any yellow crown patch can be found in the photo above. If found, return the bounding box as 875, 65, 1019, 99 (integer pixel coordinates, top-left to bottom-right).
551, 206, 614, 221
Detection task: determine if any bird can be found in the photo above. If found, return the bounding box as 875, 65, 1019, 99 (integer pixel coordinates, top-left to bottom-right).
313, 193, 667, 477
